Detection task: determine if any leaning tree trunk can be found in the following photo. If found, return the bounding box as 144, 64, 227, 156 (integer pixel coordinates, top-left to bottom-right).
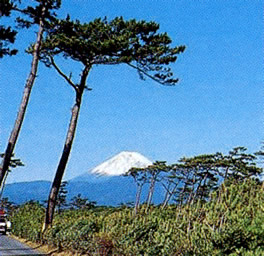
43, 95, 81, 232
0, 9, 45, 188
162, 181, 179, 209
134, 183, 143, 215
145, 177, 156, 213
0, 171, 9, 200
43, 66, 90, 232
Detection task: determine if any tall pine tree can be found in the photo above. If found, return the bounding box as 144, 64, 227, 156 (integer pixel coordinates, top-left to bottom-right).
0, 0, 61, 191
39, 16, 185, 230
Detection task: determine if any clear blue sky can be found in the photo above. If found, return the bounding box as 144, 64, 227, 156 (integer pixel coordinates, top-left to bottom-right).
0, 0, 263, 183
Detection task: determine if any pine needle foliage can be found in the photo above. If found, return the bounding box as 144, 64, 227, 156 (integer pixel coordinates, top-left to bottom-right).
40, 16, 185, 85
0, 0, 17, 57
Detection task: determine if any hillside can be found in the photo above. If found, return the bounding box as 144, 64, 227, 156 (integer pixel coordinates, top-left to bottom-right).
3, 151, 159, 205
3, 176, 164, 206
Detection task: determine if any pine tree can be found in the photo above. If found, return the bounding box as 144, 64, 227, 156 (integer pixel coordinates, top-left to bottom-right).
0, 0, 61, 191
39, 16, 185, 230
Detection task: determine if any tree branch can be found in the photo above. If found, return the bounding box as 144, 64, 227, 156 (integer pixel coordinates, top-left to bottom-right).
93, 60, 176, 86
126, 62, 174, 86
49, 56, 77, 90
13, 6, 29, 14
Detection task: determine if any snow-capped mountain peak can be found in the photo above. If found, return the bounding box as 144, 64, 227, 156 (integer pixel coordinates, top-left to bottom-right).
90, 151, 152, 176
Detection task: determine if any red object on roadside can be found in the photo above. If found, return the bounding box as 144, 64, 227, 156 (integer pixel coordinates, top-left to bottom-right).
0, 209, 5, 216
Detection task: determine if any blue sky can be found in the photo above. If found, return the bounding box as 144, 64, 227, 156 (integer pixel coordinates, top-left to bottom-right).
0, 0, 263, 183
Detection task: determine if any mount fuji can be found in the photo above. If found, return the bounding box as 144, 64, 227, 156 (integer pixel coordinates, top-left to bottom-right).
3, 152, 165, 206
72, 151, 152, 181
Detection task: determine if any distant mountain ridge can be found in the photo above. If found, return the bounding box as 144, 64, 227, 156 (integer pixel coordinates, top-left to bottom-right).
3, 178, 164, 206
3, 152, 164, 206
3, 180, 51, 204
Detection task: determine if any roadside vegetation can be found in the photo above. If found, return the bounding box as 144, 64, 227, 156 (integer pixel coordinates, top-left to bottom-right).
7, 147, 264, 255
9, 178, 264, 255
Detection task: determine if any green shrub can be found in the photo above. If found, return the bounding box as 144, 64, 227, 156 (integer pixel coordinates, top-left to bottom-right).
10, 179, 264, 255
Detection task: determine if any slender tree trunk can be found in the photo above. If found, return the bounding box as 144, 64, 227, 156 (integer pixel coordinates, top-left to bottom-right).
0, 171, 9, 200
134, 184, 142, 215
199, 173, 209, 200
187, 173, 197, 205
161, 182, 171, 208
162, 181, 179, 209
145, 177, 156, 213
162, 191, 171, 209
43, 97, 81, 232
43, 66, 90, 232
224, 167, 230, 180
0, 9, 45, 188
179, 180, 189, 207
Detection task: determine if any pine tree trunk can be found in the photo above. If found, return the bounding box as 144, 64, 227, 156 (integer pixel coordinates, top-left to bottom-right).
162, 182, 179, 209
43, 66, 90, 232
145, 178, 156, 213
43, 98, 81, 231
134, 184, 142, 215
0, 171, 9, 200
162, 182, 171, 208
0, 9, 45, 188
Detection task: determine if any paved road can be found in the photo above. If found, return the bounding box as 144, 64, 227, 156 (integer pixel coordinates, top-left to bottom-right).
0, 235, 45, 256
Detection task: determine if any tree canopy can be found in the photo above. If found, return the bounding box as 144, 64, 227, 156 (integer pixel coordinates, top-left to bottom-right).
40, 16, 185, 86
125, 147, 263, 210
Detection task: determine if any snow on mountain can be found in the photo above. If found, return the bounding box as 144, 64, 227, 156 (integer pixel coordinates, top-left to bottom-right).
90, 151, 152, 176
4, 152, 157, 206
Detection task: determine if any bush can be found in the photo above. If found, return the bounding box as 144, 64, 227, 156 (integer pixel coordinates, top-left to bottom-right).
10, 179, 264, 255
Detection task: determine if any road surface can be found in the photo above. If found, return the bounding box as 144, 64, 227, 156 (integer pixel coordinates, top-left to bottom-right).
0, 234, 45, 256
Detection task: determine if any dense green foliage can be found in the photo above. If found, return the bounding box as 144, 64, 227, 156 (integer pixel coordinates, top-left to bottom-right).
11, 178, 264, 255
0, 0, 17, 57
41, 16, 185, 85
0, 0, 61, 58
126, 147, 262, 214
